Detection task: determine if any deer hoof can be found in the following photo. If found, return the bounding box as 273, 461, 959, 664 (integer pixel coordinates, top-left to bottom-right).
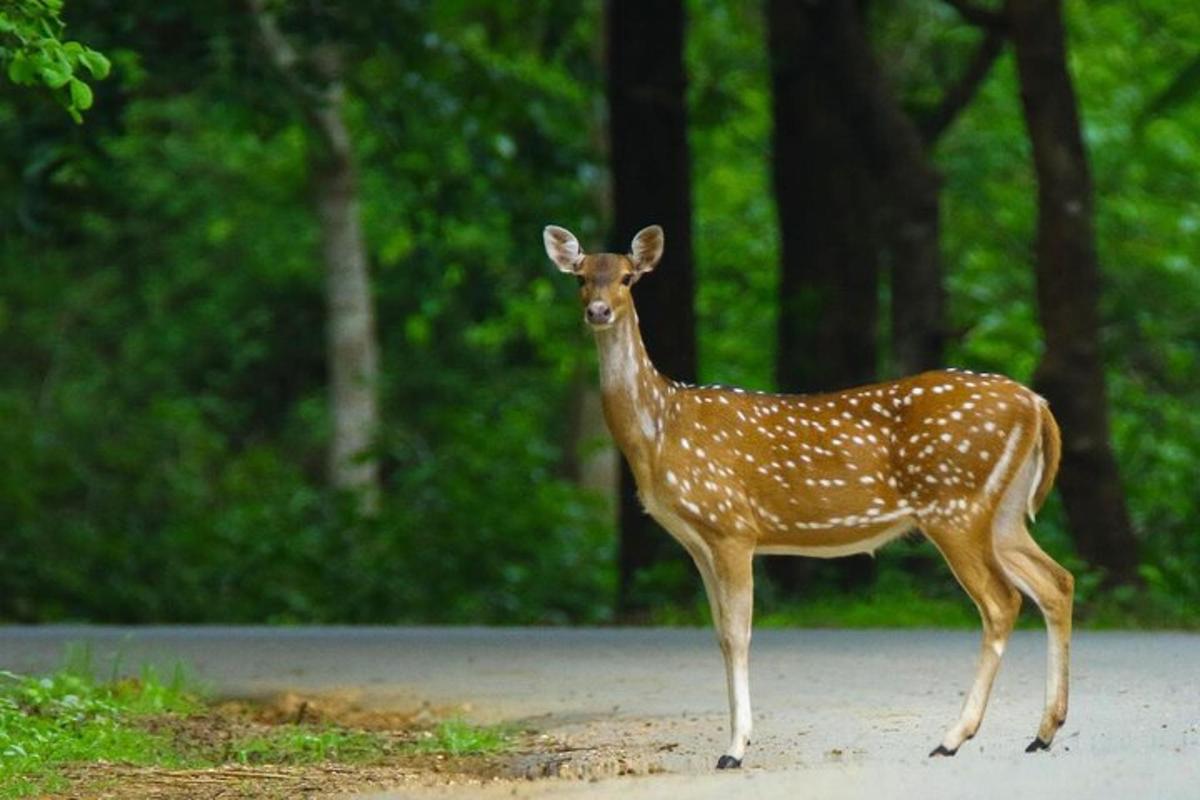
1025, 737, 1051, 753
716, 755, 742, 770
929, 744, 957, 758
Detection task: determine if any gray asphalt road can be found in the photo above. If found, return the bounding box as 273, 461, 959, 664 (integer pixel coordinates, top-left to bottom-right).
1, 627, 1196, 798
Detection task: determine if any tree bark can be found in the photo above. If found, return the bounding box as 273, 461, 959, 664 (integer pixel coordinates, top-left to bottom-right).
886, 165, 945, 378
768, 0, 879, 396
311, 75, 381, 512
250, 7, 381, 512
767, 0, 951, 386
606, 0, 697, 615
1007, 0, 1139, 584
818, 4, 946, 379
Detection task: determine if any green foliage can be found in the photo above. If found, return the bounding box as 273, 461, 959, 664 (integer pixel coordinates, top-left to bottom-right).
688, 0, 779, 391
408, 719, 512, 757
0, 0, 109, 121
0, 0, 613, 625
0, 659, 197, 798
230, 727, 387, 765
0, 0, 1197, 626
1138, 52, 1200, 128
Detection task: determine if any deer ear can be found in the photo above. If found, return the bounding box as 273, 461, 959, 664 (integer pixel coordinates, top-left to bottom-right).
630, 225, 664, 274
543, 225, 584, 273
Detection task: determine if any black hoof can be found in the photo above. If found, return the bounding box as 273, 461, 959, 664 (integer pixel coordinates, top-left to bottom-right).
1025, 737, 1051, 753
716, 755, 742, 770
929, 744, 957, 758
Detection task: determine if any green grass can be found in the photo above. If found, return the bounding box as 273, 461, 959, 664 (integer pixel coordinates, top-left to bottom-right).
408, 719, 513, 756
0, 649, 512, 799
756, 591, 980, 628
647, 554, 1200, 631
650, 588, 979, 629
654, 590, 1200, 630
0, 654, 199, 799
228, 727, 389, 765
226, 718, 512, 765
653, 588, 1200, 631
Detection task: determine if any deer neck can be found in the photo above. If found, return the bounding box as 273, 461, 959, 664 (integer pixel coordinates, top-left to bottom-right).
593, 308, 668, 478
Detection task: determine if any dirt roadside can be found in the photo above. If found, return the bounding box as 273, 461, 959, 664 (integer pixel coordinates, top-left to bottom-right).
54, 690, 675, 799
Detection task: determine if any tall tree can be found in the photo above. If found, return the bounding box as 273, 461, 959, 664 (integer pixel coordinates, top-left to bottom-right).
767, 0, 880, 397
606, 0, 697, 614
768, 1, 1008, 388
766, 0, 949, 391
250, 1, 380, 512
1007, 0, 1139, 584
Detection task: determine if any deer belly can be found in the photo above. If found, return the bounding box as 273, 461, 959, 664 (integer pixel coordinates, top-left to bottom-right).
755, 520, 914, 559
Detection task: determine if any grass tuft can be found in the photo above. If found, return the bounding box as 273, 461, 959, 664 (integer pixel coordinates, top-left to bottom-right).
229, 726, 387, 765
0, 661, 199, 799
409, 719, 512, 756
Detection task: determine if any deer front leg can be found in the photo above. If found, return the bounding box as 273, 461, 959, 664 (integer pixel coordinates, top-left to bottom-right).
693, 542, 755, 770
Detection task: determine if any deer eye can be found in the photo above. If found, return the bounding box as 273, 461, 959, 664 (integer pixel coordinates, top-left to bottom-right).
621, 273, 634, 286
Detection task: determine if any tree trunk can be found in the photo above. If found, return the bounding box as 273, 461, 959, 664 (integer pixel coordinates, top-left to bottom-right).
250, 7, 381, 513
766, 0, 882, 591
311, 83, 381, 512
1007, 0, 1139, 584
768, 0, 879, 396
606, 0, 697, 615
817, 3, 945, 379
886, 165, 944, 377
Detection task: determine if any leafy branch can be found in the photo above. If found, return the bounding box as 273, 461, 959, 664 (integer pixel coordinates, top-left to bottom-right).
0, 0, 110, 122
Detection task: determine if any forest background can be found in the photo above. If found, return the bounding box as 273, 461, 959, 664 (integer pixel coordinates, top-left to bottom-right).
2, 0, 1198, 627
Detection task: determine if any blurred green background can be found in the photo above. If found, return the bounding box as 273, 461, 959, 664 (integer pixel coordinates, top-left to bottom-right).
1, 0, 1197, 626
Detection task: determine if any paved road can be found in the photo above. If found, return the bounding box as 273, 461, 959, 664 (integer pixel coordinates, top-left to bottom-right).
1, 627, 1196, 798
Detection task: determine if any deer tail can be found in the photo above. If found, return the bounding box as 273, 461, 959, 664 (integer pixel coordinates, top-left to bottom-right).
1029, 397, 1062, 519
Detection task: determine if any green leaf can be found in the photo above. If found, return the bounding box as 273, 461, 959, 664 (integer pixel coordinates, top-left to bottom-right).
40, 60, 72, 89
6, 52, 36, 84
79, 49, 111, 80
68, 77, 92, 110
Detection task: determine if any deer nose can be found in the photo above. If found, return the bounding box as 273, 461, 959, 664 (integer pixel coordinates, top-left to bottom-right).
586, 301, 613, 325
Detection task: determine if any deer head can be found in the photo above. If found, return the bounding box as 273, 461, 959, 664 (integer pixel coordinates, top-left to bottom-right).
543, 224, 664, 329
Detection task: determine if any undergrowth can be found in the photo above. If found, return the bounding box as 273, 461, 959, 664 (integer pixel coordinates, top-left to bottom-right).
649, 558, 1200, 630
0, 648, 511, 799
0, 649, 196, 798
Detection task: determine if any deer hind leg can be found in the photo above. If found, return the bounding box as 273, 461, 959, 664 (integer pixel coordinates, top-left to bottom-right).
994, 527, 1074, 751
926, 523, 1022, 757
689, 539, 755, 770
989, 437, 1074, 752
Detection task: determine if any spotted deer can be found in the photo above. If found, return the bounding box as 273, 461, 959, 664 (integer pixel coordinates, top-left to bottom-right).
544, 223, 1075, 769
